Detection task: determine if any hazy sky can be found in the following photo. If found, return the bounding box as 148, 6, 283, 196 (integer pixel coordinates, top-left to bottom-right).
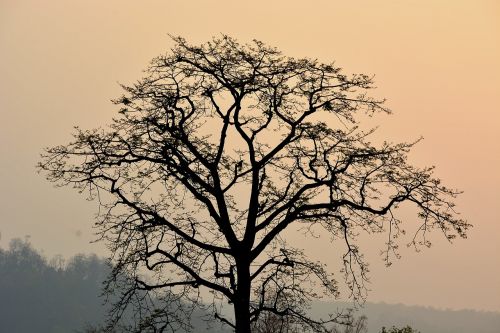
1, 0, 499, 312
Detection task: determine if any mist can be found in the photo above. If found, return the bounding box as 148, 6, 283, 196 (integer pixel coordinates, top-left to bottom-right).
1, 1, 499, 331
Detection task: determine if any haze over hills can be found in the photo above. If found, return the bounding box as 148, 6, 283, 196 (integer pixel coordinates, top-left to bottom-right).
1, 238, 499, 333
1, 0, 499, 323
311, 301, 500, 333
0, 238, 224, 333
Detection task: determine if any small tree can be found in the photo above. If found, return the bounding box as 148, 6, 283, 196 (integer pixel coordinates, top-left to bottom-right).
380, 325, 420, 333
329, 313, 367, 333
251, 310, 301, 333
39, 36, 468, 333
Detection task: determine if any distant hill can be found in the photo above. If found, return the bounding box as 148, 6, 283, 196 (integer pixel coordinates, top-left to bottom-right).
311, 301, 500, 333
0, 238, 223, 333
1, 238, 499, 332
0, 238, 110, 332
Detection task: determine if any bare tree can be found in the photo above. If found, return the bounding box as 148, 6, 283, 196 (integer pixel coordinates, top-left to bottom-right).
251, 302, 367, 333
330, 314, 367, 333
251, 310, 302, 333
39, 36, 469, 333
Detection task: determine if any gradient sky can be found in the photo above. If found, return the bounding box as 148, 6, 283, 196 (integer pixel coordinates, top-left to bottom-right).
1, 0, 499, 312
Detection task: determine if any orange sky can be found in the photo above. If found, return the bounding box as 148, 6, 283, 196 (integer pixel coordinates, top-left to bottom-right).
0, 0, 499, 312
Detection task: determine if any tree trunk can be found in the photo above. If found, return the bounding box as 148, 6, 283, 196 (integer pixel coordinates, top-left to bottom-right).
234, 258, 252, 333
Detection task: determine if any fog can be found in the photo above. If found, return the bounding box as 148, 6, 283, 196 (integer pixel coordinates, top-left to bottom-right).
0, 0, 499, 313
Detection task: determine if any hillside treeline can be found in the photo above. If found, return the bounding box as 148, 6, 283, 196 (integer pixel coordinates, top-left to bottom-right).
0, 238, 228, 333
1, 238, 500, 333
0, 238, 110, 332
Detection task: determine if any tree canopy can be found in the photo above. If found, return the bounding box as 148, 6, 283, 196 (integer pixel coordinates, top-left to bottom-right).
39, 36, 469, 333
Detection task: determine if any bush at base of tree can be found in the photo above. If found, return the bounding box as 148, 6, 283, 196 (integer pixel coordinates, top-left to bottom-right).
380, 325, 420, 333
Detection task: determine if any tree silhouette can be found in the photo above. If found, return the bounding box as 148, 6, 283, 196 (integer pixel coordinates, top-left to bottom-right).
39, 36, 469, 333
380, 325, 420, 333
330, 314, 367, 333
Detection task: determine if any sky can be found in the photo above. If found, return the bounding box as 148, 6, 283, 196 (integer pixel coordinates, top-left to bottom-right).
0, 0, 499, 312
